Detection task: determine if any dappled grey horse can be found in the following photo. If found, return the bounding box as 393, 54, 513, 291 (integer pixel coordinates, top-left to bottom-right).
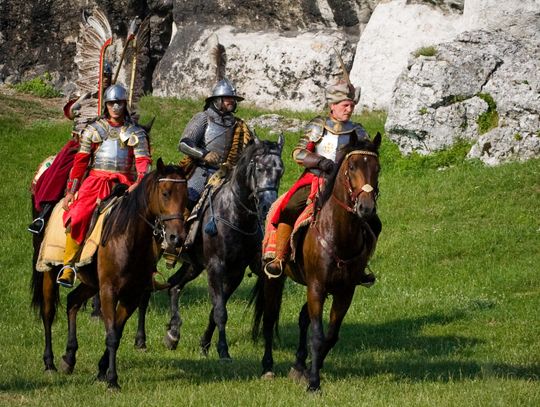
163, 136, 284, 359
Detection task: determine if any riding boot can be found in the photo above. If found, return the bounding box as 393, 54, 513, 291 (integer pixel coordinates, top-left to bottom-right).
28, 203, 52, 234
57, 234, 80, 288
264, 223, 293, 279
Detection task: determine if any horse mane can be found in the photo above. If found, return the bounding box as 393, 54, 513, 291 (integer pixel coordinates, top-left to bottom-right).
231, 139, 279, 179
315, 137, 379, 212
102, 164, 185, 243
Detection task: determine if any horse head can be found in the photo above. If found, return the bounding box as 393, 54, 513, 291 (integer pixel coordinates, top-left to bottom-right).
149, 158, 188, 251
335, 132, 381, 219
243, 134, 284, 221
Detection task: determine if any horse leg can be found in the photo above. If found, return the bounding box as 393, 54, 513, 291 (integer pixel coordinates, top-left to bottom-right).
41, 270, 59, 371
91, 294, 102, 318
99, 296, 138, 390
60, 283, 97, 374
203, 266, 238, 360
318, 289, 355, 370
306, 285, 326, 392
199, 306, 217, 357
208, 271, 244, 360
134, 289, 151, 350
260, 275, 286, 378
289, 302, 310, 382
164, 262, 202, 350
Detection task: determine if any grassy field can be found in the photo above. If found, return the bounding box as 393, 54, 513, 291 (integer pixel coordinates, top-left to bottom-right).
0, 90, 538, 406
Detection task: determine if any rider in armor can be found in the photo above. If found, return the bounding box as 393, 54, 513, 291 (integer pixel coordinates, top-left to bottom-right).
264, 74, 382, 280
179, 77, 252, 209
56, 84, 152, 288
29, 63, 113, 234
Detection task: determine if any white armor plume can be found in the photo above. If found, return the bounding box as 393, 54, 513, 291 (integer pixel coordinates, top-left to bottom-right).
75, 8, 113, 117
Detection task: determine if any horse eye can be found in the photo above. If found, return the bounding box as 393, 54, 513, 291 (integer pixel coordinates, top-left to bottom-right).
162, 190, 170, 199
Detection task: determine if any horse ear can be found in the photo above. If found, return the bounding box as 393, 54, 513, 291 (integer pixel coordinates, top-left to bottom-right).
373, 132, 382, 150
140, 116, 156, 134
277, 132, 284, 152
253, 134, 261, 146
156, 157, 165, 172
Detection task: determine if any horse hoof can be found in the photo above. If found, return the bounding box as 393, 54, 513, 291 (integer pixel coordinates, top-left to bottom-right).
107, 382, 121, 391
44, 366, 57, 374
163, 331, 179, 350
59, 357, 74, 374
219, 356, 232, 363
307, 384, 321, 393
261, 371, 275, 380
96, 372, 107, 382
134, 339, 147, 351
288, 367, 308, 383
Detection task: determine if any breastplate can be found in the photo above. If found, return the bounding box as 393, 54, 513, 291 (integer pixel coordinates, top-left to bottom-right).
92, 128, 134, 174
203, 118, 234, 158
314, 132, 351, 161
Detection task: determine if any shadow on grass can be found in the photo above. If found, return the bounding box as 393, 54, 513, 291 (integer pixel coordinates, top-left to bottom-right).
256, 310, 540, 383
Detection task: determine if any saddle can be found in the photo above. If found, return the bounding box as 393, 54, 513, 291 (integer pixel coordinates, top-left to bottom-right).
35, 196, 120, 272
183, 167, 229, 248
262, 194, 315, 264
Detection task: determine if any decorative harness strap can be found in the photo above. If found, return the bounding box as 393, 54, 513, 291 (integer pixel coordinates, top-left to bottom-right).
312, 149, 379, 268
138, 177, 187, 239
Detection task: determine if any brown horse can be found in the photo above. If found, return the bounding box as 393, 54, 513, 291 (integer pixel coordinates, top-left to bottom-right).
30, 158, 187, 389
251, 133, 382, 391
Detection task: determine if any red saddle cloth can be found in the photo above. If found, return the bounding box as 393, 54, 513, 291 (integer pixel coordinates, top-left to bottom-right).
263, 189, 320, 264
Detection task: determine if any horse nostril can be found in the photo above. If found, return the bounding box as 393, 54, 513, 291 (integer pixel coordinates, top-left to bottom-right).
169, 234, 179, 247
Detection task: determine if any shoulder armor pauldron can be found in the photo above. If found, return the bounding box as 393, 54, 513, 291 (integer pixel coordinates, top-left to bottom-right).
86, 119, 109, 143
305, 117, 325, 142
121, 124, 147, 146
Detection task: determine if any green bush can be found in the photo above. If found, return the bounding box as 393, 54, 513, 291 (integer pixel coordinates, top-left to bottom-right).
414, 45, 437, 57
12, 73, 62, 98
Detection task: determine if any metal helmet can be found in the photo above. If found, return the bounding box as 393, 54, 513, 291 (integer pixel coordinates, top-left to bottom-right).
103, 84, 128, 103
205, 78, 244, 103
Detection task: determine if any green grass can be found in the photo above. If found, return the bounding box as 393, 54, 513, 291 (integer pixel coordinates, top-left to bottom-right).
0, 92, 539, 406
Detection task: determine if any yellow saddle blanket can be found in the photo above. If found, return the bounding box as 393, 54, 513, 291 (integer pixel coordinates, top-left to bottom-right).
36, 201, 108, 272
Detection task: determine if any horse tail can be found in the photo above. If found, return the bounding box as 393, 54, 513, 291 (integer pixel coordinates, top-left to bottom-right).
249, 274, 284, 342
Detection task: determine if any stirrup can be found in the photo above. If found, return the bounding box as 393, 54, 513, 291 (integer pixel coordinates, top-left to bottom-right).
28, 217, 45, 234
56, 265, 77, 288
264, 259, 283, 279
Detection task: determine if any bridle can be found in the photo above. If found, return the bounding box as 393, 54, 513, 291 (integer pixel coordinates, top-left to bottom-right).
214, 149, 282, 235
312, 149, 379, 269
139, 177, 187, 240
331, 150, 379, 214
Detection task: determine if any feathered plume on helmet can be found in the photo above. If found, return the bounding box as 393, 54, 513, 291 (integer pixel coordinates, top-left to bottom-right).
74, 8, 113, 118
325, 48, 361, 106
73, 8, 151, 119
205, 35, 243, 105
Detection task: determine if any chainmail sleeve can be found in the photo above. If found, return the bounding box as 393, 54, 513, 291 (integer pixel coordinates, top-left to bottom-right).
178, 111, 208, 159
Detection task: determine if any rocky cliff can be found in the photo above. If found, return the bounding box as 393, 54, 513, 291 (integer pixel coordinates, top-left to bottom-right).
0, 0, 538, 164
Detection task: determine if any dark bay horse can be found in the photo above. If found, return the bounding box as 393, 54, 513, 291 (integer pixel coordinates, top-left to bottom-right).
31, 158, 187, 389
162, 136, 284, 359
252, 133, 382, 391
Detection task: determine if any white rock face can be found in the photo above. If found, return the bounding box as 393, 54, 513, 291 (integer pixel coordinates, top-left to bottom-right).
385, 30, 540, 165
351, 0, 464, 111
153, 26, 354, 112
463, 0, 540, 42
